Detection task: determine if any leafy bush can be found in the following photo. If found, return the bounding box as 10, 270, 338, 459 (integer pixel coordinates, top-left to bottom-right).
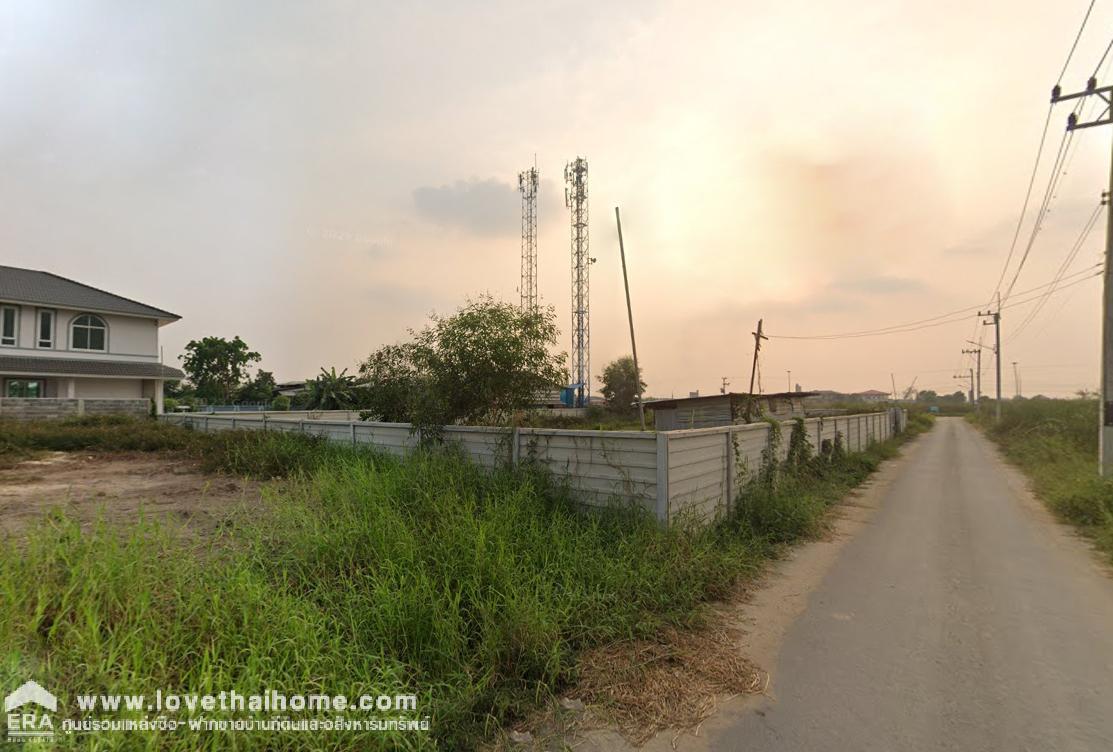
358, 296, 567, 430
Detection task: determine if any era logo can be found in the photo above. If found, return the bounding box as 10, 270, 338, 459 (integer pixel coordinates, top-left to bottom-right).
4, 681, 57, 742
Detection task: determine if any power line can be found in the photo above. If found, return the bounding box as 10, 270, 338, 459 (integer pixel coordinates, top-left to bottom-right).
1001, 120, 1083, 303
1009, 200, 1105, 341
767, 265, 1101, 340
991, 107, 1056, 302
1092, 36, 1113, 78
986, 7, 1100, 309
1057, 0, 1098, 85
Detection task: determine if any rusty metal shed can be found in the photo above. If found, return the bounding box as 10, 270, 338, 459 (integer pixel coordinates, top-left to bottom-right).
647, 391, 818, 431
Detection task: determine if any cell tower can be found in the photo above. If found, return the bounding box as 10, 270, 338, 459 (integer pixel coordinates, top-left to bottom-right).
565, 157, 592, 407
518, 165, 539, 313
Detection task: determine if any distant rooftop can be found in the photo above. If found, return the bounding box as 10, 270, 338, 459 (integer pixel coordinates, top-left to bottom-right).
646, 391, 818, 410
0, 265, 180, 321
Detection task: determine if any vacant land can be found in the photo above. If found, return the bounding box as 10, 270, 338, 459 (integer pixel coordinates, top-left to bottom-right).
971, 398, 1113, 560
0, 452, 261, 537
0, 415, 928, 750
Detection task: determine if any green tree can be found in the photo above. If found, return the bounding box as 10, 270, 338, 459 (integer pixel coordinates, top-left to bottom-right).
359, 296, 566, 429
358, 344, 421, 422
304, 367, 359, 410
598, 356, 646, 413
236, 370, 277, 404
179, 336, 261, 404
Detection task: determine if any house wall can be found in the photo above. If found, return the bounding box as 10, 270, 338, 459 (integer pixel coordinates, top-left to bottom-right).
73, 378, 144, 398
0, 397, 149, 420
2, 304, 160, 361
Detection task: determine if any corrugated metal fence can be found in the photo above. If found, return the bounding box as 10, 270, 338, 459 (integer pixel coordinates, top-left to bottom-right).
160, 409, 906, 526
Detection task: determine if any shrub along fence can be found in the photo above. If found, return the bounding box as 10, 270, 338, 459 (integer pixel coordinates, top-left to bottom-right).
159, 409, 906, 526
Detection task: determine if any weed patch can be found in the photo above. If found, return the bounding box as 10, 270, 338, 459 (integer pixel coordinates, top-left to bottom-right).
971, 399, 1113, 561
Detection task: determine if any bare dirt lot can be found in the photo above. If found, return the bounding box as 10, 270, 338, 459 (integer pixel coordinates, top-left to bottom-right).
0, 452, 266, 538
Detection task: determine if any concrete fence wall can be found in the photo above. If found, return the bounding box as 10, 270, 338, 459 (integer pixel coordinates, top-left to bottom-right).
0, 397, 150, 420
160, 409, 905, 526
662, 411, 901, 524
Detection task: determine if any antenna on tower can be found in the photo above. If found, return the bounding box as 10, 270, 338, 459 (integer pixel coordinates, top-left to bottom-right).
565, 156, 592, 408
518, 163, 539, 313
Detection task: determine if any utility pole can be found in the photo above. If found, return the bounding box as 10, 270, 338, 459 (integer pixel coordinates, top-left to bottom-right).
964, 342, 983, 403
954, 371, 974, 405
614, 207, 645, 431
1013, 361, 1021, 399
891, 373, 898, 401
787, 370, 792, 393
721, 377, 729, 395
978, 310, 1002, 421
1051, 77, 1112, 473
745, 319, 767, 421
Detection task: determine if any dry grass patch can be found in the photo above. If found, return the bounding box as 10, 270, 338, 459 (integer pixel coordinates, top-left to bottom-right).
575, 624, 766, 746
495, 615, 767, 750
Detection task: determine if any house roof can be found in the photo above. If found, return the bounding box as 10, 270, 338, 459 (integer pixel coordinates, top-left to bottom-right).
0, 355, 183, 379
0, 266, 180, 321
646, 391, 818, 410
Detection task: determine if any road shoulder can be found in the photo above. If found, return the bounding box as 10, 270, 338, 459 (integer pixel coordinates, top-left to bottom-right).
966, 420, 1113, 581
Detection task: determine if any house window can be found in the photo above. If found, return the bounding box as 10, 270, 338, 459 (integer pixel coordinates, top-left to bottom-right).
37, 310, 54, 348
71, 313, 107, 351
0, 306, 16, 346
5, 379, 44, 398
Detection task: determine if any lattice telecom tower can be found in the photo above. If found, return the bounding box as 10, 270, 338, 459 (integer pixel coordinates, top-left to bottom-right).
564, 157, 592, 407
518, 166, 539, 313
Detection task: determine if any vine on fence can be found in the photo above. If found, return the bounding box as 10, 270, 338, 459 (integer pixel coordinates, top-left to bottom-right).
785, 418, 812, 470
758, 418, 783, 489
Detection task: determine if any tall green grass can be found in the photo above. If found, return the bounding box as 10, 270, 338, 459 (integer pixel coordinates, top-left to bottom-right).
0, 415, 200, 459
0, 419, 921, 750
971, 398, 1113, 557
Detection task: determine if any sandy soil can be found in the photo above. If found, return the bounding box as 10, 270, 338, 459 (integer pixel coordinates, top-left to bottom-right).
0, 452, 266, 539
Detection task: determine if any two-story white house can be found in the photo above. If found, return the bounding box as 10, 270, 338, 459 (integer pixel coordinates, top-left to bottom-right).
0, 265, 184, 417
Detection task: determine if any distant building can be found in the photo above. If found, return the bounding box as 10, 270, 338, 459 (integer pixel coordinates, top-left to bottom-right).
804, 389, 892, 404
532, 388, 566, 409
275, 380, 307, 398
0, 265, 183, 416
647, 391, 816, 431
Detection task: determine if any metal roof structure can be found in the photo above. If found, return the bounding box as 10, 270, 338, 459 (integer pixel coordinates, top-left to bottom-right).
646, 391, 819, 410
0, 355, 183, 379
0, 265, 180, 321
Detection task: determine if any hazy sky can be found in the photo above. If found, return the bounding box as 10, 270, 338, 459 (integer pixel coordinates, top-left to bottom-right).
2, 1, 1111, 398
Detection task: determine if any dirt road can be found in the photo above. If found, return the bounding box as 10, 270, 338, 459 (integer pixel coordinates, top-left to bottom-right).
696, 417, 1113, 750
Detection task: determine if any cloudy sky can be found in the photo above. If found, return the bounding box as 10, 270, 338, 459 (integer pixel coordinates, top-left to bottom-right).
2, 0, 1110, 397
